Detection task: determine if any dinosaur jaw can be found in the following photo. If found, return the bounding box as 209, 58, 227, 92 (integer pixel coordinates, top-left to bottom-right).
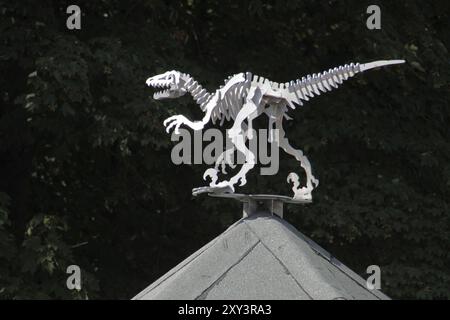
153, 87, 172, 100
146, 79, 186, 100
146, 79, 172, 100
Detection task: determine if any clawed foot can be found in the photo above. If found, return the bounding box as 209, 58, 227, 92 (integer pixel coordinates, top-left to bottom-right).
288, 172, 316, 201
292, 188, 312, 201
192, 185, 234, 197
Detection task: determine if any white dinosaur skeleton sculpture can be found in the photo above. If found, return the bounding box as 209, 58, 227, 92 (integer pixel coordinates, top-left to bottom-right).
147, 59, 405, 200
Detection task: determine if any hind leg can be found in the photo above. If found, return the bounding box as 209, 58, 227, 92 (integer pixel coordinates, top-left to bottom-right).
227, 107, 257, 186
192, 88, 263, 196
227, 87, 264, 187
275, 117, 319, 200
215, 147, 236, 174
192, 110, 255, 196
214, 122, 250, 174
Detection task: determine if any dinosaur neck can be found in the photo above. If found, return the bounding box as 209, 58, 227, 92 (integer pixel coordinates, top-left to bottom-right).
181, 73, 211, 109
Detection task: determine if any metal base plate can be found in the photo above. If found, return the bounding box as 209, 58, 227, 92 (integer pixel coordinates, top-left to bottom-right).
208, 193, 312, 204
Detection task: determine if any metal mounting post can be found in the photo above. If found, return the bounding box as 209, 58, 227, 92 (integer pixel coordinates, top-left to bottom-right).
209, 193, 311, 219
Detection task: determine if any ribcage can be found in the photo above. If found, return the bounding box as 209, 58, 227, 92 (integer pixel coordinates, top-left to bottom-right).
211, 72, 252, 125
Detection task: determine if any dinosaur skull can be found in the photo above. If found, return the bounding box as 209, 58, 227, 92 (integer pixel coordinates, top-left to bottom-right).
146, 70, 187, 100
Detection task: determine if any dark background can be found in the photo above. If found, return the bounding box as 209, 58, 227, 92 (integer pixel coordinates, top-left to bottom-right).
0, 0, 449, 299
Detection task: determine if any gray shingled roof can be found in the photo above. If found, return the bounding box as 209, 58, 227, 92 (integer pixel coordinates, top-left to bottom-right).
133, 212, 390, 300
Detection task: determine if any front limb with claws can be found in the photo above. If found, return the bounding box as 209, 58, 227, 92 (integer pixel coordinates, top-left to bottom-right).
164, 94, 219, 134
164, 115, 194, 134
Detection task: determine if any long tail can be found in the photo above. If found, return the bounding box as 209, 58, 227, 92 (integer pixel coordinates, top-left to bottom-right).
286, 59, 405, 107
359, 59, 405, 72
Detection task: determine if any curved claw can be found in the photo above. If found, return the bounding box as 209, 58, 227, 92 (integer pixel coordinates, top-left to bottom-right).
165, 121, 177, 133
287, 172, 300, 191
238, 176, 247, 186
203, 168, 219, 186
287, 172, 299, 184
312, 177, 319, 188
163, 116, 176, 126
163, 115, 186, 134
214, 159, 227, 174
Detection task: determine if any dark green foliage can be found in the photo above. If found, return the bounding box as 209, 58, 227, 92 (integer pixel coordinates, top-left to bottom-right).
0, 0, 449, 299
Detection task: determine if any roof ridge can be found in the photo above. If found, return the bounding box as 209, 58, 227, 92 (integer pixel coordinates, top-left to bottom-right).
133, 217, 246, 299
242, 213, 389, 300
242, 219, 313, 300
196, 239, 260, 300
